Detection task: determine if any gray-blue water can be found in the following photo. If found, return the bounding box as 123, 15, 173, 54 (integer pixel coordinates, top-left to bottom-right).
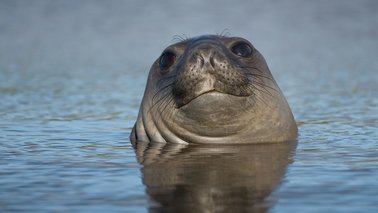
1, 0, 377, 212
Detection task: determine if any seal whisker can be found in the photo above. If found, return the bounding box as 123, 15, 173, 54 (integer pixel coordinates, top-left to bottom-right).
151, 83, 174, 105
241, 65, 267, 75
243, 69, 278, 96
155, 93, 176, 124
172, 34, 189, 43
155, 86, 177, 116
157, 75, 176, 86
149, 88, 174, 120
152, 90, 172, 110
251, 82, 276, 102
252, 80, 278, 95
217, 29, 231, 37
164, 97, 177, 121
240, 66, 274, 81
246, 73, 274, 82
249, 81, 277, 109
249, 84, 271, 108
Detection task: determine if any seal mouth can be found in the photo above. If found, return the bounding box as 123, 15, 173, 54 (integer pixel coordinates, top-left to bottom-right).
176, 89, 215, 109
191, 89, 219, 100
177, 89, 248, 109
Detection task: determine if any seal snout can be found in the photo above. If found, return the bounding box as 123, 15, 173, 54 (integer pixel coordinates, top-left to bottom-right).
173, 43, 226, 107
173, 41, 252, 108
191, 43, 218, 71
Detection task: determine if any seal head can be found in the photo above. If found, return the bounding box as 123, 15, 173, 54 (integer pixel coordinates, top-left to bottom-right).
131, 35, 297, 144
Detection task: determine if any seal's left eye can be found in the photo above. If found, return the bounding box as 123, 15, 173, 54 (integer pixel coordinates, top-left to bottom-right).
159, 51, 176, 70
231, 42, 253, 57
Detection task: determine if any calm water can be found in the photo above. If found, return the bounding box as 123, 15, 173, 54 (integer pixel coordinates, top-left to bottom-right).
1, 0, 377, 212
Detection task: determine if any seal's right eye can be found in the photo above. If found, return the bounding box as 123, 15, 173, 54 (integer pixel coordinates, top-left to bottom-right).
159, 51, 176, 70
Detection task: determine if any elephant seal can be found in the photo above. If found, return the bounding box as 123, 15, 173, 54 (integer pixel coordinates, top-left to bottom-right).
130, 35, 297, 144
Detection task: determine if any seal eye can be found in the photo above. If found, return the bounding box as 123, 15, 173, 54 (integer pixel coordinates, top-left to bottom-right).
231, 42, 253, 57
159, 51, 176, 70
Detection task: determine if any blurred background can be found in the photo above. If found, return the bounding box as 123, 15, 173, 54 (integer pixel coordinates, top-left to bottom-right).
2, 0, 377, 76
1, 0, 377, 122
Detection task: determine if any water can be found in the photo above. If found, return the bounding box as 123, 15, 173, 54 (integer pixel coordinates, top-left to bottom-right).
1, 0, 377, 212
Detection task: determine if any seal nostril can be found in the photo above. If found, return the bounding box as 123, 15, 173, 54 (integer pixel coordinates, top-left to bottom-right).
210, 56, 215, 68
199, 55, 204, 68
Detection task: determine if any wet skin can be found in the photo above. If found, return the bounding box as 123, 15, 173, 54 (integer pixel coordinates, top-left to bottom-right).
131, 35, 297, 144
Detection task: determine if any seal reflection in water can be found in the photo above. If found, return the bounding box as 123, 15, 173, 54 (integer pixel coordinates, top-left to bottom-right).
131, 35, 297, 144
136, 141, 297, 212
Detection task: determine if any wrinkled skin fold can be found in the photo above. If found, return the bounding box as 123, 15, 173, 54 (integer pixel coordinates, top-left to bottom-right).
131, 35, 297, 145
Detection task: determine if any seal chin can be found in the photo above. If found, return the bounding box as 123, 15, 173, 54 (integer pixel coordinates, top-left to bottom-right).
176, 91, 253, 133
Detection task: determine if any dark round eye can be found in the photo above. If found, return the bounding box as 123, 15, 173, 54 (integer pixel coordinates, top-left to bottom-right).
159, 51, 176, 70
231, 42, 253, 57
